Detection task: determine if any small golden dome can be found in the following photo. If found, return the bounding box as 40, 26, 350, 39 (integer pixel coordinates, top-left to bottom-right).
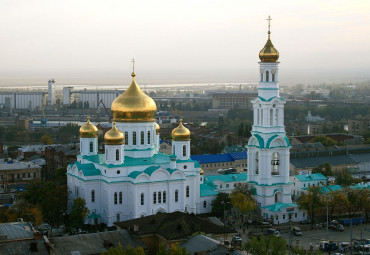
171, 119, 190, 141
79, 116, 98, 138
104, 122, 124, 145
259, 31, 279, 63
155, 123, 160, 135
111, 73, 157, 122
200, 168, 204, 175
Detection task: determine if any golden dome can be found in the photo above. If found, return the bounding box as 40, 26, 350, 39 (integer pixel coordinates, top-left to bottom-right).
259, 31, 279, 63
200, 168, 204, 175
171, 119, 190, 141
155, 123, 160, 135
111, 73, 157, 122
104, 122, 124, 145
79, 116, 98, 138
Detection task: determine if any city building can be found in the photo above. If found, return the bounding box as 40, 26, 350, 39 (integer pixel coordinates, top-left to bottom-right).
290, 173, 327, 201
246, 20, 304, 224
0, 92, 46, 110
211, 92, 256, 109
0, 160, 41, 189
191, 152, 247, 174
47, 79, 55, 105
45, 144, 79, 180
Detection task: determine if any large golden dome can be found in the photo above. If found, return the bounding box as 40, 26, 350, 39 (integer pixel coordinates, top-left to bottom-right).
104, 122, 124, 145
79, 116, 98, 138
111, 73, 157, 122
259, 31, 279, 63
155, 123, 160, 135
171, 119, 190, 141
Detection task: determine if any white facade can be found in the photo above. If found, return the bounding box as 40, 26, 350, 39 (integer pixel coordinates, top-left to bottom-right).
0, 92, 45, 109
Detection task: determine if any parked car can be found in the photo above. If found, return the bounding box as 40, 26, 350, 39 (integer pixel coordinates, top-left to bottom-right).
266, 228, 280, 237
292, 227, 302, 236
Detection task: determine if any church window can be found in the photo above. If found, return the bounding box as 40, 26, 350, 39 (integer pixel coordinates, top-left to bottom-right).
260, 73, 263, 82
116, 213, 120, 222
105, 149, 108, 160
295, 213, 297, 218
270, 109, 273, 126
175, 190, 179, 202
183, 165, 187, 169
303, 212, 305, 217
266, 71, 269, 82
203, 201, 206, 208
114, 192, 117, 204
255, 151, 259, 175
147, 131, 151, 144
116, 149, 119, 161
141, 131, 144, 145
226, 184, 229, 188
275, 109, 279, 126
119, 192, 122, 204
125, 132, 128, 145
183, 145, 186, 156
153, 192, 157, 204
272, 73, 275, 82
76, 186, 79, 198
90, 142, 93, 152
220, 185, 222, 188
133, 132, 137, 145
163, 191, 166, 203
158, 192, 162, 203
283, 214, 286, 220
141, 193, 144, 205
257, 108, 260, 125
91, 190, 95, 202
271, 152, 279, 175
186, 186, 189, 197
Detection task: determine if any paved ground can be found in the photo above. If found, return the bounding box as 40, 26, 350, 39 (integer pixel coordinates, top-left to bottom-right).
225, 213, 370, 252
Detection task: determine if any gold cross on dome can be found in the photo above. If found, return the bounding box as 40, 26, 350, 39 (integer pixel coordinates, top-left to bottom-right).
131, 58, 135, 73
267, 15, 272, 32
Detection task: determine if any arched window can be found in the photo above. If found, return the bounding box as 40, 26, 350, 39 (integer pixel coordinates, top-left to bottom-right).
141, 193, 144, 205
90, 142, 93, 152
172, 145, 175, 155
270, 109, 273, 126
114, 192, 117, 204
147, 131, 151, 145
91, 190, 95, 202
158, 191, 161, 203
260, 73, 263, 82
257, 108, 260, 125
183, 145, 186, 157
125, 132, 128, 145
186, 186, 189, 197
255, 151, 259, 175
133, 132, 137, 145
271, 152, 279, 175
163, 191, 166, 203
275, 109, 279, 126
272, 73, 275, 82
105, 149, 108, 160
175, 190, 179, 202
203, 201, 206, 208
141, 131, 144, 145
116, 149, 119, 161
153, 192, 157, 204
119, 192, 122, 204
266, 71, 269, 82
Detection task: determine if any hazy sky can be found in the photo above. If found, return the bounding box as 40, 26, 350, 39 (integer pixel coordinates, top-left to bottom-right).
0, 0, 369, 86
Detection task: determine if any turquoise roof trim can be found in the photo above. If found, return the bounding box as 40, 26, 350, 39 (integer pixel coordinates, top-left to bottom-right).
204, 173, 247, 183
128, 171, 142, 179
200, 184, 219, 197
258, 96, 284, 102
75, 162, 101, 176
81, 151, 171, 168
144, 166, 161, 176
194, 162, 200, 168
321, 185, 343, 193
262, 202, 297, 212
295, 173, 327, 182
266, 135, 278, 148
254, 134, 264, 148
284, 136, 290, 147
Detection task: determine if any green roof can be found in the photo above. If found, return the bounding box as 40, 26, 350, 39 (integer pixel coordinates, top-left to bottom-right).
295, 173, 327, 182
321, 185, 343, 193
144, 166, 161, 176
200, 184, 218, 197
350, 183, 370, 190
75, 162, 101, 176
127, 166, 181, 179
80, 152, 171, 168
204, 173, 247, 183
262, 202, 297, 212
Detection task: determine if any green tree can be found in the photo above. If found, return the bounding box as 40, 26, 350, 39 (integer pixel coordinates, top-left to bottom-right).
230, 191, 255, 218
245, 236, 287, 255
102, 244, 145, 255
309, 135, 337, 147
327, 190, 347, 220
156, 244, 189, 255
312, 163, 333, 177
298, 186, 324, 227
336, 172, 357, 186
69, 198, 89, 229
211, 193, 232, 218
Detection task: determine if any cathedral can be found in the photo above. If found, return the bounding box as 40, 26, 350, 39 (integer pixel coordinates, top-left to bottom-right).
67, 19, 305, 226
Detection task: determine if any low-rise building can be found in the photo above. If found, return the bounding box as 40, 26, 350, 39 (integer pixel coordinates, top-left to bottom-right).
191, 152, 247, 174
0, 160, 41, 189
290, 173, 327, 200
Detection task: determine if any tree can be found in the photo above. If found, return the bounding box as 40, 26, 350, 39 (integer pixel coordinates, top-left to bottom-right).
156, 244, 189, 255
336, 172, 359, 186
327, 190, 347, 220
245, 236, 287, 255
69, 198, 89, 229
41, 134, 53, 145
309, 135, 337, 147
211, 193, 232, 218
312, 163, 333, 177
230, 191, 255, 219
298, 186, 324, 227
102, 244, 145, 255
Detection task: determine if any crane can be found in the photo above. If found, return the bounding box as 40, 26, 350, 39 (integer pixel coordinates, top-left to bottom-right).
96, 99, 112, 122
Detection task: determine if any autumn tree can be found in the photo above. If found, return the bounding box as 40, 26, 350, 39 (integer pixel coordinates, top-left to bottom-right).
41, 134, 53, 145
102, 244, 145, 255
230, 186, 255, 220
211, 193, 232, 218
69, 198, 89, 229
312, 163, 333, 177
156, 244, 189, 255
327, 190, 347, 220
336, 172, 360, 186
298, 186, 324, 228
244, 235, 286, 255
310, 135, 337, 147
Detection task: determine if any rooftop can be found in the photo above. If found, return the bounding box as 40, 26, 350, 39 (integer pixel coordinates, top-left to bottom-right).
290, 155, 357, 169
0, 161, 41, 171
191, 152, 247, 164
294, 173, 327, 182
